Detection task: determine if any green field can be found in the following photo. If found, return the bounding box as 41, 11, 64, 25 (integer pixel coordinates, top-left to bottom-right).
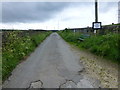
58, 30, 120, 63
2, 30, 52, 81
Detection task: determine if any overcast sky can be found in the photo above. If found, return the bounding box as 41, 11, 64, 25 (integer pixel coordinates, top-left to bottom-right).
0, 1, 119, 30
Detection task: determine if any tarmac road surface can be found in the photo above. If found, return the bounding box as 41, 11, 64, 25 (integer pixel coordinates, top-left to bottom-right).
3, 33, 100, 88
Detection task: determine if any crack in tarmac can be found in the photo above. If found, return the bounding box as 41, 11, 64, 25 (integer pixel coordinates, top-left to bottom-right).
27, 79, 78, 89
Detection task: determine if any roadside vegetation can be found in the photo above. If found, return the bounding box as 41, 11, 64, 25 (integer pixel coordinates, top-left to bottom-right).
58, 30, 119, 63
2, 30, 52, 81
0, 48, 1, 85
0, 32, 2, 85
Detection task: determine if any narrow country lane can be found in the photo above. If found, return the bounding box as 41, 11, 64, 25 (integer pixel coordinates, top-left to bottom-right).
3, 33, 100, 88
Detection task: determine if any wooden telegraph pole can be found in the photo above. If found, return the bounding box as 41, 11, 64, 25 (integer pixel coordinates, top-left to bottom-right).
92, 0, 102, 35
94, 0, 98, 35
95, 0, 98, 22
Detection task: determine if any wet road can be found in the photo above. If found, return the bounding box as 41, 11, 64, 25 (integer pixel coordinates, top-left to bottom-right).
3, 33, 100, 88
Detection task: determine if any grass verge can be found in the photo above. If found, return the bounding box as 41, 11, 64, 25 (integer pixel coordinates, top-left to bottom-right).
58, 30, 119, 63
2, 30, 52, 81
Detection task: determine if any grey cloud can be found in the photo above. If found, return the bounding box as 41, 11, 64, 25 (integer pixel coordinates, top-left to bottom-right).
2, 2, 117, 23
2, 2, 70, 23
68, 2, 117, 13
99, 2, 118, 13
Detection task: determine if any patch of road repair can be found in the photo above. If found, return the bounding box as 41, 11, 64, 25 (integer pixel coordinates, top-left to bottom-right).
28, 80, 43, 88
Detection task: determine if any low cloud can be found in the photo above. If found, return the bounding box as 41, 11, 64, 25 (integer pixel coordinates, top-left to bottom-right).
2, 2, 70, 23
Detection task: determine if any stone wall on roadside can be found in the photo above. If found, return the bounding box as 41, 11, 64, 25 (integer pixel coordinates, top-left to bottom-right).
68, 24, 120, 35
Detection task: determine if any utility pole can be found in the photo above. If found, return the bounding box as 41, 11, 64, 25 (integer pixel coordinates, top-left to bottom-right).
95, 0, 98, 22
118, 1, 120, 23
92, 0, 102, 34
46, 26, 47, 30
94, 0, 98, 34
58, 21, 59, 30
